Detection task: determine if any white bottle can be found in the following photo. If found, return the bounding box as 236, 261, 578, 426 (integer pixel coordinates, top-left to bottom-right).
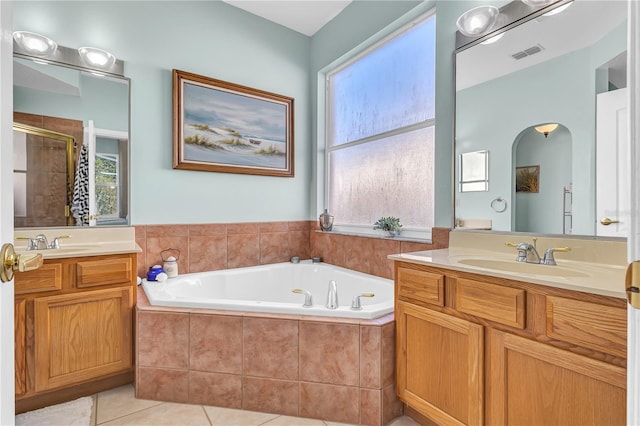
163, 256, 178, 278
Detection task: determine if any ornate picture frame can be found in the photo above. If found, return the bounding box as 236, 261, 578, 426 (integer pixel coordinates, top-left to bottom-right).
172, 69, 294, 177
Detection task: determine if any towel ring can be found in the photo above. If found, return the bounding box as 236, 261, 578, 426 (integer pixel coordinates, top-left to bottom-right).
491, 197, 507, 213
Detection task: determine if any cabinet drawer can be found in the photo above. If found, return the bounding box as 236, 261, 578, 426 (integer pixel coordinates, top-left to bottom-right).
455, 278, 526, 329
76, 256, 133, 288
397, 266, 444, 307
15, 262, 63, 294
546, 296, 627, 358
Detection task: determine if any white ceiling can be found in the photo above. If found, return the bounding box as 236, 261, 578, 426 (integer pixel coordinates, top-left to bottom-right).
456, 0, 628, 91
221, 0, 352, 36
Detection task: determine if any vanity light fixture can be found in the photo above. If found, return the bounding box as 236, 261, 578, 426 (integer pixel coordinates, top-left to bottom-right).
481, 32, 505, 45
12, 31, 58, 56
535, 123, 559, 138
521, 0, 556, 7
78, 47, 116, 69
456, 5, 500, 38
543, 2, 572, 17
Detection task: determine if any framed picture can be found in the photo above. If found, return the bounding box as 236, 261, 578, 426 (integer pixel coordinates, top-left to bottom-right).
172, 69, 294, 177
515, 165, 540, 193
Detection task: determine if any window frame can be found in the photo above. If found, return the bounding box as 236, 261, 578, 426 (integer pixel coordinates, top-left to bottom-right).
321, 8, 437, 240
95, 152, 120, 220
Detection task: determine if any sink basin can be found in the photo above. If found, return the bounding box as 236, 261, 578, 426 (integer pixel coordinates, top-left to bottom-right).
458, 258, 588, 277
47, 247, 89, 254
17, 247, 89, 256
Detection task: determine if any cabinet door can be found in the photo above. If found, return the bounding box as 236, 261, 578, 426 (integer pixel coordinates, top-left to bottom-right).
396, 301, 484, 426
487, 329, 626, 425
33, 286, 133, 392
15, 298, 27, 396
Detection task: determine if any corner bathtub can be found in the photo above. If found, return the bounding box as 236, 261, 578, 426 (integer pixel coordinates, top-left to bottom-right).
141, 260, 394, 319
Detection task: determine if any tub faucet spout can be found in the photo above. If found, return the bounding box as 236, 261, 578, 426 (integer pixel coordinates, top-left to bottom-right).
326, 280, 338, 309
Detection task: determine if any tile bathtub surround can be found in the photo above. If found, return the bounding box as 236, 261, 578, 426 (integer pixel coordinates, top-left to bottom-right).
134, 221, 450, 279
135, 290, 401, 425
310, 226, 451, 279
134, 221, 312, 278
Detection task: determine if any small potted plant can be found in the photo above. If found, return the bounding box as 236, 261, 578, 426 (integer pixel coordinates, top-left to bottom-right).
373, 216, 403, 237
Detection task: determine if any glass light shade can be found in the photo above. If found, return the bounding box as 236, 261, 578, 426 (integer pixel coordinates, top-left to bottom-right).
456, 5, 500, 37
521, 0, 556, 7
78, 47, 116, 69
535, 123, 559, 137
543, 2, 572, 17
13, 31, 57, 56
480, 32, 505, 45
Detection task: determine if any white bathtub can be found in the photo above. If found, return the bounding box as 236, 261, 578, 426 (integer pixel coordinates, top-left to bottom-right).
141, 261, 394, 319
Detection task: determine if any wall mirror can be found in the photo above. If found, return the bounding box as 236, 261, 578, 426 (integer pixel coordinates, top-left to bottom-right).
13, 49, 130, 228
454, 0, 628, 238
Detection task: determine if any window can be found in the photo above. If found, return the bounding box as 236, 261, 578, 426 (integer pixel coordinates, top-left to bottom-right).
95, 153, 120, 219
325, 12, 436, 237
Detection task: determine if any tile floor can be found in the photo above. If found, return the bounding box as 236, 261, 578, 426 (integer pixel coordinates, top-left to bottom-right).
91, 384, 420, 426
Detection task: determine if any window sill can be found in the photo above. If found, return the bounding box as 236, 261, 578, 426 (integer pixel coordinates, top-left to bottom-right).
314, 229, 433, 244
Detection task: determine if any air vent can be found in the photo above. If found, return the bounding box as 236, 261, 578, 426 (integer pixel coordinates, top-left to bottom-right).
511, 44, 545, 60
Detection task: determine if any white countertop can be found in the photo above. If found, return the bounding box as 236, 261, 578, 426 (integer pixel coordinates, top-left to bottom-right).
14, 227, 141, 259
390, 248, 626, 299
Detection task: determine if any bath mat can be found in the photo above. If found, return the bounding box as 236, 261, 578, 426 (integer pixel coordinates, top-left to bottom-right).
15, 396, 93, 426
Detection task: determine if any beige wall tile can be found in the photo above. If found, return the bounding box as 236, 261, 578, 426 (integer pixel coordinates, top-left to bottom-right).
242, 377, 299, 416
136, 367, 189, 403
299, 382, 360, 424
190, 314, 242, 374
137, 312, 189, 369
360, 326, 382, 389
188, 235, 227, 272
299, 322, 359, 386
188, 371, 242, 408
227, 233, 260, 269
260, 232, 290, 264
243, 317, 299, 380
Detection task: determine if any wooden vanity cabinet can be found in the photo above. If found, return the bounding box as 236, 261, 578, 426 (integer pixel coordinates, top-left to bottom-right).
14, 253, 137, 413
395, 261, 627, 426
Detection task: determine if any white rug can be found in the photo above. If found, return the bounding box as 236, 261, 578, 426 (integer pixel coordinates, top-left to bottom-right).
15, 396, 94, 426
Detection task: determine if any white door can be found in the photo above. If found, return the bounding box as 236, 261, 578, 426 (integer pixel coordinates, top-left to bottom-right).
84, 120, 97, 227
0, 0, 15, 423
596, 88, 629, 237
628, 1, 640, 423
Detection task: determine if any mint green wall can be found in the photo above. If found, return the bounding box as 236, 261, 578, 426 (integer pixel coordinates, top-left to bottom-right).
456, 21, 626, 235
14, 1, 311, 225
14, 74, 128, 131
14, 0, 473, 229
310, 0, 481, 229
514, 126, 572, 234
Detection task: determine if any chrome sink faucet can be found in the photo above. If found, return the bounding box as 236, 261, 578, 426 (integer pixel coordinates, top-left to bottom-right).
541, 247, 571, 265
506, 239, 540, 264
33, 234, 49, 250
17, 234, 70, 250
506, 239, 571, 265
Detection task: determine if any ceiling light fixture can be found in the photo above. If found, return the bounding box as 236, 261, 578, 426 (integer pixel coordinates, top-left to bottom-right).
78, 47, 116, 69
13, 31, 58, 56
535, 123, 559, 138
456, 5, 500, 38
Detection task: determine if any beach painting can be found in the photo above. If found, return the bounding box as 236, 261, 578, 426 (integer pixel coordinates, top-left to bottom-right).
173, 70, 294, 177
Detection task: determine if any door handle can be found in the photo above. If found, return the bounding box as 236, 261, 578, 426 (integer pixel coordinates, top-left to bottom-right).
600, 217, 620, 226
625, 261, 640, 309
0, 243, 43, 283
